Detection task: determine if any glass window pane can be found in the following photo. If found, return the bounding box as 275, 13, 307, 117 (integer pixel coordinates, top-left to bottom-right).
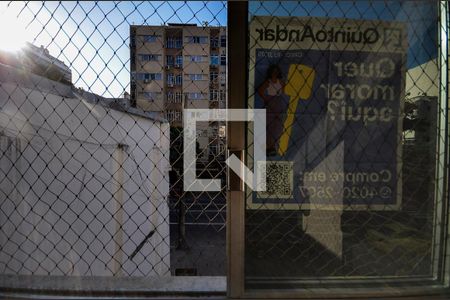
245, 0, 444, 292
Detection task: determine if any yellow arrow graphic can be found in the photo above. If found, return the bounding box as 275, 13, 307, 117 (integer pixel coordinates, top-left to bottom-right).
278, 64, 315, 156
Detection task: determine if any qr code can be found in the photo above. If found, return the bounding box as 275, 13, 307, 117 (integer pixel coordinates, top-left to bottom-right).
257, 161, 293, 199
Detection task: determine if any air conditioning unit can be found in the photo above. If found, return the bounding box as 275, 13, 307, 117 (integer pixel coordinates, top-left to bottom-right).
144, 79, 150, 83
175, 64, 181, 68
168, 83, 174, 88
165, 65, 171, 70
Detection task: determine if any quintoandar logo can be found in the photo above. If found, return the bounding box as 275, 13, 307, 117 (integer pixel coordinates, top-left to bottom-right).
183, 109, 267, 192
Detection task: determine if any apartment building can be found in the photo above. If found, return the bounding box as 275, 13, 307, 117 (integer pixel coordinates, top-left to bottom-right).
130, 23, 226, 161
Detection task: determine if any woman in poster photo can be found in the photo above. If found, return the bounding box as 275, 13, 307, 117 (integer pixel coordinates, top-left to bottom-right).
257, 64, 286, 156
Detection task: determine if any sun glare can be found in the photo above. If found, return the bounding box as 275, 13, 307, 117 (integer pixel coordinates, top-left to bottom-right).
0, 9, 30, 52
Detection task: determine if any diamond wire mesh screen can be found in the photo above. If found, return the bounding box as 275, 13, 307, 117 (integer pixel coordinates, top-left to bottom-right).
0, 1, 227, 277
244, 1, 448, 285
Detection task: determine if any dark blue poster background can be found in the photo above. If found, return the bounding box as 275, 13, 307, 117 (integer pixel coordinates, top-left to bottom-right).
254, 48, 403, 207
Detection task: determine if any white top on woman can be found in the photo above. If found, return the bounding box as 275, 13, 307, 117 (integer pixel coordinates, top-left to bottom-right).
266, 79, 283, 96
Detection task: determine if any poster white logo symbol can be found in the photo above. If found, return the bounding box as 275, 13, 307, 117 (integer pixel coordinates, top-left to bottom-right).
183, 109, 266, 192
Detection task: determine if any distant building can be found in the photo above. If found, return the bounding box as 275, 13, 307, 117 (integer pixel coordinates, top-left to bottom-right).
129, 23, 226, 161
0, 42, 72, 85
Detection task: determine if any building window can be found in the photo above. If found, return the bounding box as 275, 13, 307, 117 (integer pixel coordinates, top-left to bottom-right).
220, 54, 226, 66
187, 92, 205, 100
186, 55, 206, 63
210, 36, 219, 48
176, 55, 183, 67
166, 55, 174, 66
166, 37, 182, 49
187, 74, 206, 81
142, 35, 159, 43
211, 55, 219, 65
175, 74, 182, 85
220, 35, 226, 47
168, 74, 183, 86
210, 90, 219, 101
138, 54, 160, 62
165, 110, 182, 122
167, 73, 174, 85
210, 71, 218, 82
186, 36, 208, 44
167, 92, 183, 103
136, 73, 162, 81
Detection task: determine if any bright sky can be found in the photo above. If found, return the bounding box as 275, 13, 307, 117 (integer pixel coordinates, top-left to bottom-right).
0, 1, 227, 98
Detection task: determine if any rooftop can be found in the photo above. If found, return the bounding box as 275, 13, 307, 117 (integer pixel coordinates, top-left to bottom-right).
0, 63, 167, 123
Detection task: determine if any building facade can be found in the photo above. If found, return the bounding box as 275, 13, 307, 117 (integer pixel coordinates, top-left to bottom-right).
130, 23, 226, 161
0, 42, 72, 85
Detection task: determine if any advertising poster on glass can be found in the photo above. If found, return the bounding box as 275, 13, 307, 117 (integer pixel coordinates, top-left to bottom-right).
248, 16, 407, 210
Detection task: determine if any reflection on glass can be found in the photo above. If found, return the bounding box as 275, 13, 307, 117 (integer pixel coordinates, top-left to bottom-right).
245, 0, 441, 289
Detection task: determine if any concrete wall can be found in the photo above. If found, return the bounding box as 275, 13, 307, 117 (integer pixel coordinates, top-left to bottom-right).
134, 26, 165, 55
182, 27, 211, 60
182, 26, 210, 95
0, 81, 170, 277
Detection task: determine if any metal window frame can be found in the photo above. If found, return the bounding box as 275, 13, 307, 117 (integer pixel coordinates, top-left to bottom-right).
211, 54, 220, 65
227, 1, 450, 298
176, 55, 183, 66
